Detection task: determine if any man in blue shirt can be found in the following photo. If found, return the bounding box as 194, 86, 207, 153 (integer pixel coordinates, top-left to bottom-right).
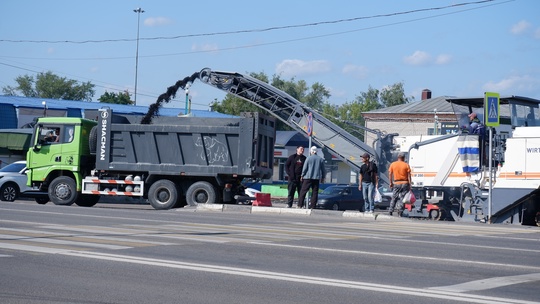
297, 146, 326, 209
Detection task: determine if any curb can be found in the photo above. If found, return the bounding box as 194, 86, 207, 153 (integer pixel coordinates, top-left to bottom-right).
190, 204, 396, 220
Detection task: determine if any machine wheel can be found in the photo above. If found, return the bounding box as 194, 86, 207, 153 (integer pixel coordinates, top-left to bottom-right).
331, 203, 339, 211
148, 179, 178, 210
48, 176, 78, 206
0, 183, 19, 202
76, 195, 100, 207
35, 197, 49, 204
429, 209, 441, 221
186, 181, 217, 206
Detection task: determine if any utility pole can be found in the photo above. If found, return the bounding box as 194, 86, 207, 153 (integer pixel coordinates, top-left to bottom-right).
133, 7, 145, 106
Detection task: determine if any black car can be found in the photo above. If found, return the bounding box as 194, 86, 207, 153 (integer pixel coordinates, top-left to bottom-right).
314, 185, 364, 211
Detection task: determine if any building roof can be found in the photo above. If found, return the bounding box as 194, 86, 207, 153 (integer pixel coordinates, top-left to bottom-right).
364, 95, 540, 115
275, 131, 310, 148
0, 95, 233, 118
364, 96, 455, 114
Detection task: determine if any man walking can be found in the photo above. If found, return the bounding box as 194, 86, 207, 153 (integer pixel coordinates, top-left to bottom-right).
285, 146, 306, 208
297, 146, 326, 209
358, 152, 378, 213
388, 152, 412, 216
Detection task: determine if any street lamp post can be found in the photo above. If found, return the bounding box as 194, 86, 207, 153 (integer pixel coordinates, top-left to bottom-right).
133, 7, 145, 106
42, 101, 47, 117
433, 108, 439, 135
184, 84, 190, 115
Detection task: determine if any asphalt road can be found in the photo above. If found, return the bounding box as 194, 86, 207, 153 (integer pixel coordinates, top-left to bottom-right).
1, 200, 539, 304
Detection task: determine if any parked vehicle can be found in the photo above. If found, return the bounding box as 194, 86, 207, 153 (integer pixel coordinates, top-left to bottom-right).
374, 186, 393, 210
25, 109, 275, 210
0, 161, 29, 201
314, 185, 364, 211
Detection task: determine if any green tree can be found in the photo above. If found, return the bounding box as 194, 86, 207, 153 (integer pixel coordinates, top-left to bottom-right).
2, 71, 95, 101
380, 82, 414, 107
98, 90, 133, 105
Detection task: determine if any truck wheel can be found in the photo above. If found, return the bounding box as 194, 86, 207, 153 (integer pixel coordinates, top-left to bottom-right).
0, 183, 19, 202
48, 176, 78, 206
186, 181, 217, 206
429, 209, 441, 220
148, 179, 178, 210
35, 197, 49, 204
76, 195, 100, 207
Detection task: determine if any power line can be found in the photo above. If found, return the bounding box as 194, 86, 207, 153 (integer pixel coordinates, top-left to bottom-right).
0, 0, 502, 44
0, 0, 511, 62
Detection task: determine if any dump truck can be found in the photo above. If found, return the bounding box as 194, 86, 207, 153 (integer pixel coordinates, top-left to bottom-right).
25, 108, 275, 209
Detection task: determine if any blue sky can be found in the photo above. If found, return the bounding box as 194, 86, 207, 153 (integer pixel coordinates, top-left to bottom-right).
1, 0, 539, 111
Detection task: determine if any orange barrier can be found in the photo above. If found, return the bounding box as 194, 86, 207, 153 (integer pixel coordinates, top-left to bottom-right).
252, 193, 272, 207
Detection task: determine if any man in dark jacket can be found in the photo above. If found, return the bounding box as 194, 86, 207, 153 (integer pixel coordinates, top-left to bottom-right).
359, 152, 378, 213
285, 146, 306, 208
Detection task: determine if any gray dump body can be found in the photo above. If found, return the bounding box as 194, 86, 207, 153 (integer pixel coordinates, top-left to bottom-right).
95, 109, 275, 180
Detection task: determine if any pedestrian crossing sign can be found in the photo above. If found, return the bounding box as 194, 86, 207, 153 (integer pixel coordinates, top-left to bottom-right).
484, 92, 500, 127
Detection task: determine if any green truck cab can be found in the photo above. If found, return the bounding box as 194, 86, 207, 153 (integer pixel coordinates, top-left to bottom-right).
26, 117, 97, 206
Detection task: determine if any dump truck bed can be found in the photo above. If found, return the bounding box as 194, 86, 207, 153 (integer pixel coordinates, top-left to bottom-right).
95, 109, 275, 179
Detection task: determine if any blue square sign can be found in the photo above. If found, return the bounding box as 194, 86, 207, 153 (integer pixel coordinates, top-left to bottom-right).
485, 92, 500, 127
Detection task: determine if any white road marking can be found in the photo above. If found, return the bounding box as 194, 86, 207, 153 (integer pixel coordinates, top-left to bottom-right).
61, 250, 540, 304
431, 273, 540, 292
0, 243, 72, 254
250, 242, 540, 271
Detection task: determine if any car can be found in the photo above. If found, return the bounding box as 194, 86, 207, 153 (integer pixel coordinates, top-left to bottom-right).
374, 186, 393, 210
314, 185, 364, 211
0, 160, 30, 202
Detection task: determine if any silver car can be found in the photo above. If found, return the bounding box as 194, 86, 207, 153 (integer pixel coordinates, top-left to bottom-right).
0, 161, 29, 201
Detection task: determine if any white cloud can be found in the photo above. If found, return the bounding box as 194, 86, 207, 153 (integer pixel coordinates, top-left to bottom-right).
47, 47, 55, 54
482, 75, 540, 93
404, 51, 451, 66
275, 59, 331, 77
435, 54, 452, 65
341, 64, 369, 79
511, 20, 531, 35
403, 51, 432, 66
191, 43, 219, 52
144, 17, 172, 27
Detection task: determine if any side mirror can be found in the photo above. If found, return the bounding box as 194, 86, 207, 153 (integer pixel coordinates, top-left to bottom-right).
34, 140, 44, 151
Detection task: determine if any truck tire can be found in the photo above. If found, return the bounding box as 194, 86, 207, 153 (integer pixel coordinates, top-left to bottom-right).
0, 182, 19, 202
89, 126, 97, 155
35, 197, 49, 204
48, 176, 78, 206
186, 181, 217, 206
148, 179, 178, 210
76, 194, 100, 207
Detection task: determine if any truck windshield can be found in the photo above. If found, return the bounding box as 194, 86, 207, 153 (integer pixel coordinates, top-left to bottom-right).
510, 102, 539, 127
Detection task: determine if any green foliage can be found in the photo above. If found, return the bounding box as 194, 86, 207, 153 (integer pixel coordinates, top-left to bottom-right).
98, 90, 133, 105
2, 71, 95, 101
380, 82, 414, 107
